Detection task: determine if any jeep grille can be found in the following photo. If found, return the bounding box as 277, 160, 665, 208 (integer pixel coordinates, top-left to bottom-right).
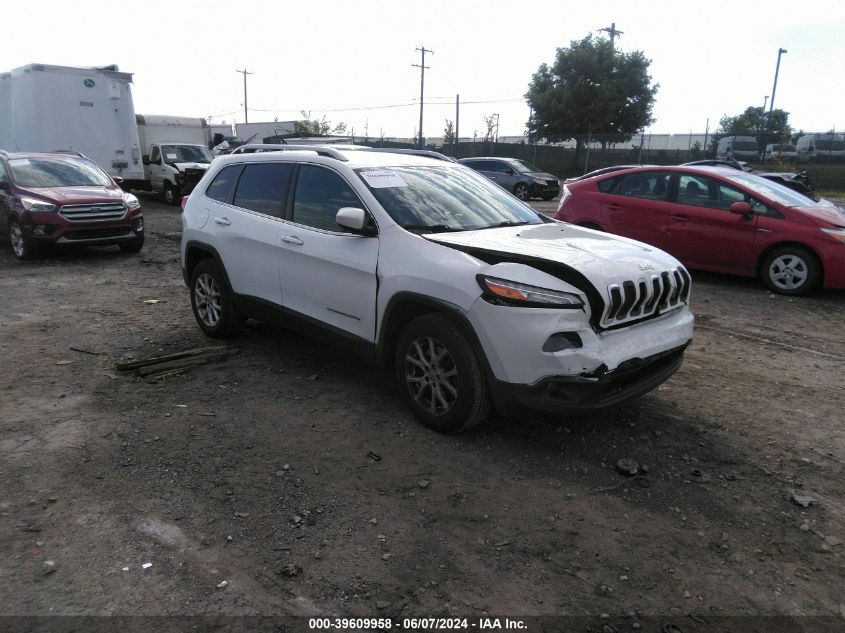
602, 267, 690, 328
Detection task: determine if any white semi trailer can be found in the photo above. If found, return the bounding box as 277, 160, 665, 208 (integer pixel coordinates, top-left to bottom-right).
0, 63, 143, 181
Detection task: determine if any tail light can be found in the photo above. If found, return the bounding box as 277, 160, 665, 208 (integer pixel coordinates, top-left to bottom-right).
557, 185, 572, 216
180, 195, 188, 211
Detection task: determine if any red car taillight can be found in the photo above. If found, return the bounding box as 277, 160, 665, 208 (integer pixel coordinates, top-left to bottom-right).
180, 195, 188, 211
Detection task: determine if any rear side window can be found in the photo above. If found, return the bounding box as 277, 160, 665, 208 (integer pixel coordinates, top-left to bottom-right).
232, 163, 293, 217
596, 176, 619, 193
616, 171, 670, 200
205, 165, 241, 203
292, 165, 361, 231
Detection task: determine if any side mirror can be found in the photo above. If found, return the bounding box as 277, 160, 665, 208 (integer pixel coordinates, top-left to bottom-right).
729, 201, 752, 215
336, 207, 373, 235
504, 168, 515, 175
142, 155, 150, 165
112, 175, 124, 186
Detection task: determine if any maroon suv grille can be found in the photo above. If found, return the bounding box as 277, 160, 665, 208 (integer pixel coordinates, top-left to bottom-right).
59, 203, 126, 223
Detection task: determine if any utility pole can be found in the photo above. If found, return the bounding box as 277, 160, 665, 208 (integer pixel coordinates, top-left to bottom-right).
412, 46, 433, 149
768, 48, 787, 118
236, 68, 253, 123
493, 113, 500, 143
599, 22, 624, 46
454, 94, 460, 157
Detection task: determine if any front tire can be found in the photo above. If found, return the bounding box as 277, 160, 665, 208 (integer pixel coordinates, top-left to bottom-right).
394, 314, 491, 433
761, 246, 821, 296
163, 182, 181, 206
9, 220, 37, 260
119, 234, 144, 253
513, 182, 530, 201
190, 259, 241, 338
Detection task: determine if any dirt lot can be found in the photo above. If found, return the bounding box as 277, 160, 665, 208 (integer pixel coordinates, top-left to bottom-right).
1, 195, 844, 630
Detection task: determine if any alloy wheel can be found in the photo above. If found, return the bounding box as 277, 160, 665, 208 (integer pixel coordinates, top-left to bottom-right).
10, 223, 25, 258
514, 184, 529, 201
404, 336, 459, 416
194, 273, 222, 327
769, 254, 808, 291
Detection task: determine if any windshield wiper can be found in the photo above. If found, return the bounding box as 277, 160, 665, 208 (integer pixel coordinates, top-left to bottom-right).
402, 224, 463, 233
478, 220, 533, 229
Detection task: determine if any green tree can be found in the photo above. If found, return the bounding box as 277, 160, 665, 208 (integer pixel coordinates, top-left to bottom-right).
293, 111, 347, 137
525, 34, 658, 165
443, 119, 456, 146
718, 106, 790, 148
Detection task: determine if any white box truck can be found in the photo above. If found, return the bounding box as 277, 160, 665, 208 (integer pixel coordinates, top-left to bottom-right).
716, 135, 759, 160
0, 63, 143, 181
130, 114, 214, 205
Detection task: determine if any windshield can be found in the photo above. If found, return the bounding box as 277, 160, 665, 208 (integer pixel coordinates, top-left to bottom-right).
8, 157, 112, 188
512, 159, 542, 173
356, 166, 544, 231
161, 145, 214, 164
722, 172, 821, 207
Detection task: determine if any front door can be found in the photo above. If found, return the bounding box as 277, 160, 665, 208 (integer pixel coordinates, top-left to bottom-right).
278, 164, 380, 342
663, 172, 759, 273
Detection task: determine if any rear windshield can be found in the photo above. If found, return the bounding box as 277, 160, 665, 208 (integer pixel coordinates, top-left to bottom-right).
8, 157, 112, 188
356, 165, 543, 231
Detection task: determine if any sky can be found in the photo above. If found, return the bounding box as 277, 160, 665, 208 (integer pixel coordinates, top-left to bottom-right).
3, 0, 845, 140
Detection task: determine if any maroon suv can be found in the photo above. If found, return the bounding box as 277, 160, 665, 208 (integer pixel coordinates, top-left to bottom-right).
0, 151, 144, 259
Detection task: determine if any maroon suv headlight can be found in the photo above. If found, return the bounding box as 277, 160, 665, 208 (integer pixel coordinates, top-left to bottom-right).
20, 196, 57, 212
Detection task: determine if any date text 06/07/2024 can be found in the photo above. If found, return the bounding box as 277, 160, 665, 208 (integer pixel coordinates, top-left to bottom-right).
308, 617, 528, 630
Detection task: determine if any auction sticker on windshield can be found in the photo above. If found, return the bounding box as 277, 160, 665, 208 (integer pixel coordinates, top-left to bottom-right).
359, 170, 408, 188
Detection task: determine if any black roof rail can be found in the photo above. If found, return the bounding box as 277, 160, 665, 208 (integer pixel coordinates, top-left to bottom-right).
229, 144, 348, 161
348, 147, 456, 162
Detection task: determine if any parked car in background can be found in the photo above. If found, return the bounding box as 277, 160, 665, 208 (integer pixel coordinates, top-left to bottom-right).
762, 143, 797, 162
181, 145, 693, 432
458, 157, 559, 201
716, 136, 759, 161
681, 159, 751, 172
796, 133, 845, 162
0, 150, 143, 259
556, 165, 845, 296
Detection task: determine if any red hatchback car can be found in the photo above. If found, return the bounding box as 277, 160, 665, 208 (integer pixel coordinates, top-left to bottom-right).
0, 151, 144, 260
556, 166, 845, 295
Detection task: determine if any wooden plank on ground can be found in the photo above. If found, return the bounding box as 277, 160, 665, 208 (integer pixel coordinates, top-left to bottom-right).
116, 346, 227, 371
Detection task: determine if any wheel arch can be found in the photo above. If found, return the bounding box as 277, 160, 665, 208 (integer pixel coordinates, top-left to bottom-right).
756, 240, 824, 281
376, 292, 491, 377
183, 240, 234, 292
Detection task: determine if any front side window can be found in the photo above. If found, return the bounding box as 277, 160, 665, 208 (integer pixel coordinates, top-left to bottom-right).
292, 165, 361, 231
205, 164, 242, 203
150, 146, 161, 163
232, 163, 293, 217
356, 165, 543, 231
7, 157, 112, 188
677, 173, 766, 213
616, 171, 670, 201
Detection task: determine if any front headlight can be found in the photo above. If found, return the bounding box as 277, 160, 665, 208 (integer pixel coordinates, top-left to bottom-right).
532, 178, 546, 185
821, 227, 845, 243
20, 196, 57, 212
477, 275, 584, 308
123, 193, 141, 210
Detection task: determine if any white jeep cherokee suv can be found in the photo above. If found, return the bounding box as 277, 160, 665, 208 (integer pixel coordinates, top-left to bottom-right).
180, 145, 694, 433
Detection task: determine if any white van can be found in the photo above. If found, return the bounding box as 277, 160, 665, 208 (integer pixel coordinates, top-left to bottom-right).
762, 143, 797, 162
716, 135, 758, 160
796, 133, 845, 162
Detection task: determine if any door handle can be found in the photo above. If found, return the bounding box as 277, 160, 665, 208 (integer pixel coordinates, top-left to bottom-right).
669, 215, 689, 223
605, 203, 621, 211
214, 217, 231, 226
488, 176, 497, 180
281, 235, 304, 246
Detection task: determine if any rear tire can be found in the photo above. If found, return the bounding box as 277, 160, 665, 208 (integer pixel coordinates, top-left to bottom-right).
190, 259, 241, 338
541, 193, 556, 201
394, 314, 491, 433
761, 245, 821, 296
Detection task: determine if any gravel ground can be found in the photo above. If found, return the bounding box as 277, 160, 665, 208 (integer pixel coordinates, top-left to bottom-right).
1, 193, 844, 630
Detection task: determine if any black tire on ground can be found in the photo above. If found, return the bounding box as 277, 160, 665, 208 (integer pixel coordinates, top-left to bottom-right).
163, 182, 181, 206
394, 313, 491, 433
119, 234, 144, 253
761, 245, 821, 296
9, 220, 37, 260
189, 259, 242, 338
513, 182, 530, 201
541, 193, 556, 201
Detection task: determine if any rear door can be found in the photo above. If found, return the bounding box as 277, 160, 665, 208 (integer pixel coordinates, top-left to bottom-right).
663, 172, 759, 272
277, 164, 379, 342
601, 170, 673, 248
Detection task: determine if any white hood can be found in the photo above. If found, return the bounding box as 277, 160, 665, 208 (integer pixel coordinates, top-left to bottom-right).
173, 162, 210, 172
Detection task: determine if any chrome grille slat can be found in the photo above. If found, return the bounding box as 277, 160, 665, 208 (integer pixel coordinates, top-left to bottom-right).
59, 203, 127, 223
602, 267, 690, 328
